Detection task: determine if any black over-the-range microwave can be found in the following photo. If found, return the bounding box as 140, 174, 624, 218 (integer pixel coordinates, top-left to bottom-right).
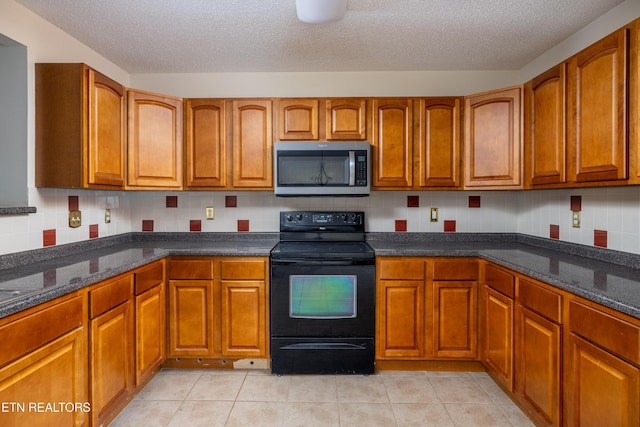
273, 141, 371, 196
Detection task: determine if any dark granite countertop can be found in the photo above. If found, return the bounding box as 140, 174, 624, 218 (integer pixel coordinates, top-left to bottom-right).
0, 232, 639, 321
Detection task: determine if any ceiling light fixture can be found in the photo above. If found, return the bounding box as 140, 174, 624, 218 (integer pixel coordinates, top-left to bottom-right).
295, 0, 347, 24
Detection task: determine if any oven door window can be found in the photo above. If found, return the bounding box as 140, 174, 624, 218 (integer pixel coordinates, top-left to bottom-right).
290, 275, 356, 319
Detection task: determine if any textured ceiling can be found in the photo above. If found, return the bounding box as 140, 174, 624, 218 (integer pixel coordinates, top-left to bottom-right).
16, 0, 624, 73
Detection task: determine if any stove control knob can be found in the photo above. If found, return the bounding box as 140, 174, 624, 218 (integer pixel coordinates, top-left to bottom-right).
285, 214, 294, 222
296, 214, 304, 221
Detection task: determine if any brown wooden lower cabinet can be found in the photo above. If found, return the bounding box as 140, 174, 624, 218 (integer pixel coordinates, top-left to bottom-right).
482, 286, 514, 391
565, 300, 640, 427
566, 334, 639, 427
0, 295, 87, 427
89, 275, 135, 427
167, 257, 269, 361
135, 278, 165, 385
376, 257, 427, 359
517, 306, 561, 426
168, 279, 215, 357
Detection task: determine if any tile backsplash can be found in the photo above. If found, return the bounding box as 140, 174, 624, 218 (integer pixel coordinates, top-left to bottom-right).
1, 186, 640, 256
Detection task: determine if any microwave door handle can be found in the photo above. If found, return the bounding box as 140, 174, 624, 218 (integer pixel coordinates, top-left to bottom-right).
349, 151, 356, 186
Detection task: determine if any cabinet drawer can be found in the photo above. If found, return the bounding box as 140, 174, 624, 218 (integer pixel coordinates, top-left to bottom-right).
484, 264, 515, 298
378, 258, 426, 280
135, 261, 164, 295
569, 301, 640, 365
220, 258, 266, 280
433, 259, 478, 281
518, 279, 562, 323
0, 295, 83, 367
169, 259, 214, 280
90, 275, 132, 318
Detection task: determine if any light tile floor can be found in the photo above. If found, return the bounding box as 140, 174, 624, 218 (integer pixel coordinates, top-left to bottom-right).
109, 369, 536, 427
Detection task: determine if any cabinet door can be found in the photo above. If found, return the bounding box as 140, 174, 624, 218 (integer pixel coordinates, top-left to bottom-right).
168, 280, 214, 357
568, 28, 628, 183
184, 99, 227, 187
566, 334, 639, 427
278, 99, 318, 140
483, 286, 514, 391
127, 89, 183, 188
325, 98, 368, 140
464, 86, 522, 188
372, 99, 413, 188
517, 306, 561, 426
88, 68, 126, 188
91, 300, 134, 427
525, 64, 567, 186
376, 280, 425, 359
232, 99, 273, 188
418, 98, 461, 188
135, 283, 165, 386
221, 280, 266, 357
0, 328, 86, 427
35, 63, 125, 189
432, 281, 477, 358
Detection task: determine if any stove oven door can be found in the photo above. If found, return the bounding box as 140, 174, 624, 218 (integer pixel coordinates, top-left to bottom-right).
270, 260, 375, 339
270, 259, 375, 375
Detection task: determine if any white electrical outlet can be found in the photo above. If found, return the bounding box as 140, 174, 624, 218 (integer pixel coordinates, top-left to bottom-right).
105, 209, 111, 224
572, 211, 580, 228
205, 207, 215, 220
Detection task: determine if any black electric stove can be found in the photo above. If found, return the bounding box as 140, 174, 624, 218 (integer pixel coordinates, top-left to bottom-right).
270, 211, 375, 375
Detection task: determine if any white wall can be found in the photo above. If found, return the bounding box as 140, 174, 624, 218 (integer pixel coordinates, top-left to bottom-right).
1, 0, 640, 257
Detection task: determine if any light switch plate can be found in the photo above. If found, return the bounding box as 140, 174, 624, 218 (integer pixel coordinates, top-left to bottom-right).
430, 208, 438, 222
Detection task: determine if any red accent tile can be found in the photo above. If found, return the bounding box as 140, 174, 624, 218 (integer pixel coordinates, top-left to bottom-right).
407, 196, 419, 208
226, 196, 237, 208
190, 220, 202, 232
444, 220, 456, 232
166, 195, 178, 208
89, 224, 99, 239
43, 229, 56, 247
594, 230, 607, 248
550, 224, 560, 240
237, 220, 249, 232
468, 196, 481, 208
395, 220, 407, 232
142, 220, 154, 232
68, 195, 79, 211
570, 195, 582, 212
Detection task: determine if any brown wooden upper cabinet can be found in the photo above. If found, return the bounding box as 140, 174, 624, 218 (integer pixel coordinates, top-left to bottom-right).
417, 98, 462, 188
127, 89, 183, 189
524, 64, 567, 187
184, 99, 227, 188
567, 27, 629, 183
277, 98, 319, 140
464, 86, 523, 189
232, 99, 273, 188
36, 63, 126, 189
325, 98, 368, 140
372, 99, 414, 188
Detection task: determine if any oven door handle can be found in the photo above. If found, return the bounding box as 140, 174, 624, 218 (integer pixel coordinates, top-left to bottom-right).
271, 259, 374, 266
280, 342, 367, 351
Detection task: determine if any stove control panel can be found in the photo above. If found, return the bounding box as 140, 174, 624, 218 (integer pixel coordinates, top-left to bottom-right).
281, 211, 364, 226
